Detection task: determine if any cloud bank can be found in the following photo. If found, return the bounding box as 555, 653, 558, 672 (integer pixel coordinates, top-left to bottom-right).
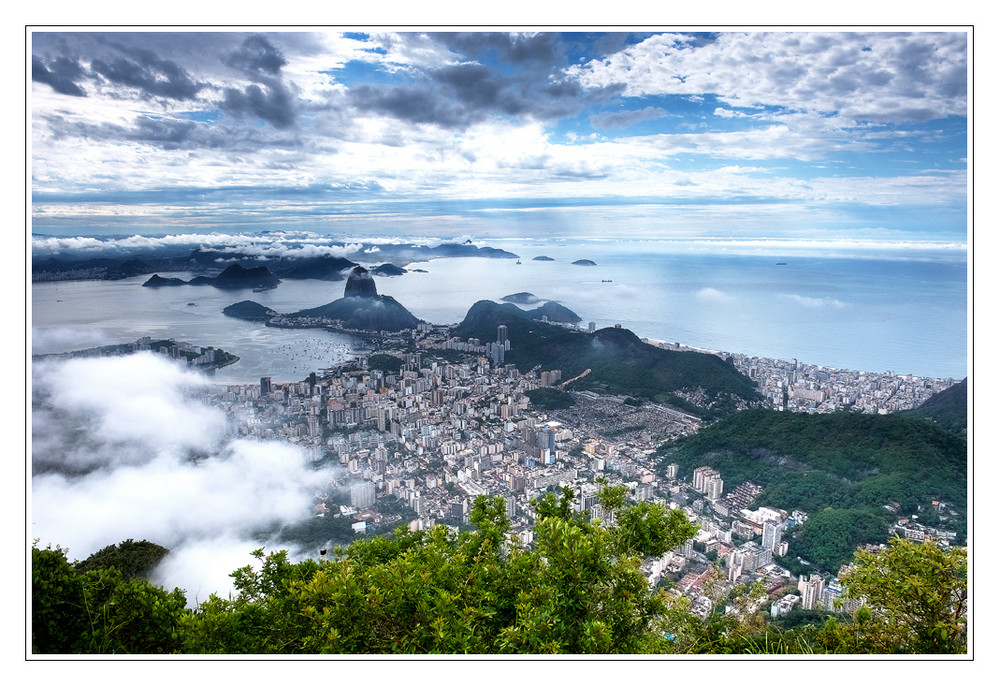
31, 353, 336, 601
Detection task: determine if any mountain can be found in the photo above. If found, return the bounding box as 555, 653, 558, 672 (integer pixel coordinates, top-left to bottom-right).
429, 242, 519, 259
223, 300, 279, 322
342, 266, 378, 297
658, 408, 968, 568
527, 301, 581, 324
274, 256, 358, 281
142, 274, 188, 287
213, 263, 280, 290
901, 378, 967, 434
284, 267, 421, 332
371, 263, 407, 277
453, 300, 759, 418
141, 263, 281, 290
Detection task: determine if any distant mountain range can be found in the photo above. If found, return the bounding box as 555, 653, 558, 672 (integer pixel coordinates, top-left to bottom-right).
143, 263, 280, 290
32, 239, 515, 283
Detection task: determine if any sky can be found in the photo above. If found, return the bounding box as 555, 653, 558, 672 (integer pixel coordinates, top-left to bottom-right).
29, 29, 969, 245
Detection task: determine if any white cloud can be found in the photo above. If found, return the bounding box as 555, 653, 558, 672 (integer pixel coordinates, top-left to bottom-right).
567, 32, 968, 124
31, 354, 339, 601
696, 287, 737, 304
783, 294, 847, 308
31, 326, 108, 354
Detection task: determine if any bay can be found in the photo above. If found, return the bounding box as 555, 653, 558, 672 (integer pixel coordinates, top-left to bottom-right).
30, 240, 968, 381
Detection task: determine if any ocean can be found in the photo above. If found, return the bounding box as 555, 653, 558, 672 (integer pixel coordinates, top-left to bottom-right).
30, 239, 969, 382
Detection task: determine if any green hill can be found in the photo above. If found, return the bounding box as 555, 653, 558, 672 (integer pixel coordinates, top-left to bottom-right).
901, 378, 967, 434
658, 408, 967, 567
454, 300, 760, 419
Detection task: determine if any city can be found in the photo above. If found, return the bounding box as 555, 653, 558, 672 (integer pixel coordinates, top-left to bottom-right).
183, 319, 962, 623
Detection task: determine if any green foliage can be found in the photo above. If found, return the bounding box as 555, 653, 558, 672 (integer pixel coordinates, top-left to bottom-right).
524, 386, 575, 410
658, 408, 968, 564
835, 538, 967, 654
76, 539, 170, 579
32, 542, 188, 654
792, 508, 892, 573
31, 503, 965, 655
178, 493, 701, 654
900, 378, 967, 434
367, 353, 405, 374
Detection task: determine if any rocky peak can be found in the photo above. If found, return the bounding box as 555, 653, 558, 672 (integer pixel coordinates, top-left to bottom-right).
344, 266, 378, 298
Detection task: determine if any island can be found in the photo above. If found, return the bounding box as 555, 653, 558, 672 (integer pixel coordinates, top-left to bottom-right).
273, 266, 421, 334
222, 301, 280, 322
371, 263, 408, 277
572, 259, 597, 266
501, 292, 541, 305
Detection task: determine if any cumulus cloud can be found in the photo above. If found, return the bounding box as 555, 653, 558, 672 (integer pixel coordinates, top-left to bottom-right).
567, 32, 968, 124
31, 354, 337, 600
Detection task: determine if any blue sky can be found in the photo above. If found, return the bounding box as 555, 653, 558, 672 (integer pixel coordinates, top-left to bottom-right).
30, 30, 969, 247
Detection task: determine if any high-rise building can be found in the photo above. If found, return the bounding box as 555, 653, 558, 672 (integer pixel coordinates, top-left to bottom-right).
497, 324, 508, 346
763, 519, 785, 553
260, 376, 272, 396
350, 481, 376, 509
799, 574, 825, 610
707, 476, 724, 501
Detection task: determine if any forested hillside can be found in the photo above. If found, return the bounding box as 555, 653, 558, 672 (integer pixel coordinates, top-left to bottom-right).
657, 409, 967, 569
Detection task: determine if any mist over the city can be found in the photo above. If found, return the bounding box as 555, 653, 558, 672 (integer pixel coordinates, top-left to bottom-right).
32, 353, 336, 601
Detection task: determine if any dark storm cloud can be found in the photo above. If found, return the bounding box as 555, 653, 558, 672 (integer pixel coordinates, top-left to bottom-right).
432, 63, 529, 116
32, 55, 87, 96
437, 32, 561, 65
350, 83, 471, 128
90, 46, 205, 100
219, 79, 298, 129
225, 34, 288, 75
41, 111, 306, 154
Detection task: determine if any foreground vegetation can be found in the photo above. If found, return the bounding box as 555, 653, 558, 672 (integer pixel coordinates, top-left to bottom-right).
32, 490, 965, 655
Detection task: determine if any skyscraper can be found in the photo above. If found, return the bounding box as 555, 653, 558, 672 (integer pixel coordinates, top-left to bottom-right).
763, 519, 785, 553
497, 324, 508, 345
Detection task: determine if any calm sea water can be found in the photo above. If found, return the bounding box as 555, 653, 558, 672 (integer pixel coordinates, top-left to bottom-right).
31, 240, 968, 381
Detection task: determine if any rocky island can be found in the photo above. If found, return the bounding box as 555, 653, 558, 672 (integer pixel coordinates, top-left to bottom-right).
272, 266, 421, 333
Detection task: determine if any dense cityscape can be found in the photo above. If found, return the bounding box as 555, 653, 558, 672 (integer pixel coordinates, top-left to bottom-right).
112, 315, 959, 624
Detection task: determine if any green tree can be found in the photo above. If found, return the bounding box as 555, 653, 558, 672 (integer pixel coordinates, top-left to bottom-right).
32, 541, 188, 654
834, 538, 967, 653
